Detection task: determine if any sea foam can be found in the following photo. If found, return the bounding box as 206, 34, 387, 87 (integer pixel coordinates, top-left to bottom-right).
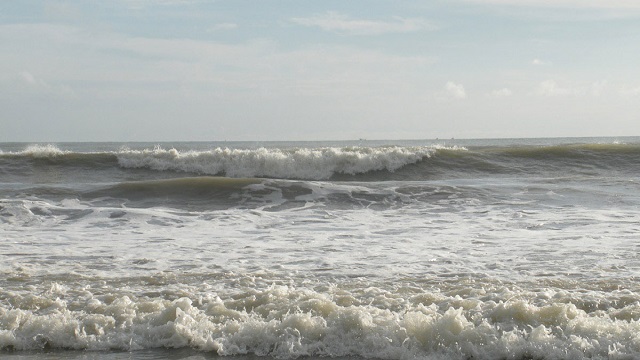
1, 283, 639, 359
12, 144, 68, 158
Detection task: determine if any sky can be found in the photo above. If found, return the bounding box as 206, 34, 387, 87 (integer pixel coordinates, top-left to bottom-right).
1, 0, 639, 141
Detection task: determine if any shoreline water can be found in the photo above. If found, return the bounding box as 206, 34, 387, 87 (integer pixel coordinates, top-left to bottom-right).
0, 350, 302, 360
1, 351, 397, 360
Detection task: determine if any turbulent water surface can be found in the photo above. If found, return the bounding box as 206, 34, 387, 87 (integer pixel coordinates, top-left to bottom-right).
1, 138, 640, 360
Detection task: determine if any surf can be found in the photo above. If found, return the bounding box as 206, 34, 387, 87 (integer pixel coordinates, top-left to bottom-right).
114, 145, 453, 180
2, 278, 639, 359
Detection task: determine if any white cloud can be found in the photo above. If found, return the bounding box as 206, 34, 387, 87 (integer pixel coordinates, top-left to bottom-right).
21, 71, 40, 86
44, 2, 82, 20
291, 12, 436, 35
535, 80, 607, 97
11, 71, 76, 98
488, 88, 512, 98
465, 0, 640, 9
0, 23, 435, 100
531, 58, 551, 66
536, 80, 580, 96
121, 0, 205, 9
443, 81, 467, 99
589, 81, 607, 97
620, 86, 640, 97
207, 23, 238, 32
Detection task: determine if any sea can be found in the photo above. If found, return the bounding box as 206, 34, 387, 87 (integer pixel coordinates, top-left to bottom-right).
1, 137, 640, 360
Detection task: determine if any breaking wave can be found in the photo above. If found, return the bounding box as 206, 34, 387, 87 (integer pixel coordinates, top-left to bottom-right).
3, 142, 640, 181
12, 144, 69, 158
115, 146, 451, 180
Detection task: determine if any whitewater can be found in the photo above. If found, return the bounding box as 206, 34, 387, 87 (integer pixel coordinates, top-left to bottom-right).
1, 138, 640, 360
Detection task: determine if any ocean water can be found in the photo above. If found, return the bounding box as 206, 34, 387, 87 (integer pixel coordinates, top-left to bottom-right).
1, 137, 640, 360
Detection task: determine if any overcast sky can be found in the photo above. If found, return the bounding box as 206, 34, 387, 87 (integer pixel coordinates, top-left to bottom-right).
1, 0, 639, 141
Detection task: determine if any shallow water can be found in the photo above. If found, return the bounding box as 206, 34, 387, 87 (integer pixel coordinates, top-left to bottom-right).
1, 349, 278, 360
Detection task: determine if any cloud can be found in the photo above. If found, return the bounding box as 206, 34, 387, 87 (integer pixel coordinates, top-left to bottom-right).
207, 23, 238, 32
488, 88, 512, 98
464, 0, 640, 20
0, 23, 435, 100
11, 71, 76, 98
536, 80, 579, 96
531, 58, 551, 66
44, 2, 83, 20
620, 86, 640, 97
21, 71, 41, 86
291, 12, 436, 35
443, 81, 467, 99
589, 81, 607, 97
535, 80, 607, 97
120, 0, 206, 9
464, 0, 640, 9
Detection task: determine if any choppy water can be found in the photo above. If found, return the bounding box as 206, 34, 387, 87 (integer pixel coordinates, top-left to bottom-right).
1, 138, 640, 359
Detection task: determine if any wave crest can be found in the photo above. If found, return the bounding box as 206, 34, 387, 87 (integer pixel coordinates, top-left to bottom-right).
16, 144, 68, 158
116, 146, 457, 180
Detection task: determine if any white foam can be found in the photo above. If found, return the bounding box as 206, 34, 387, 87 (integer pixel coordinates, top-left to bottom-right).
19, 144, 68, 158
1, 284, 639, 358
115, 146, 459, 180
